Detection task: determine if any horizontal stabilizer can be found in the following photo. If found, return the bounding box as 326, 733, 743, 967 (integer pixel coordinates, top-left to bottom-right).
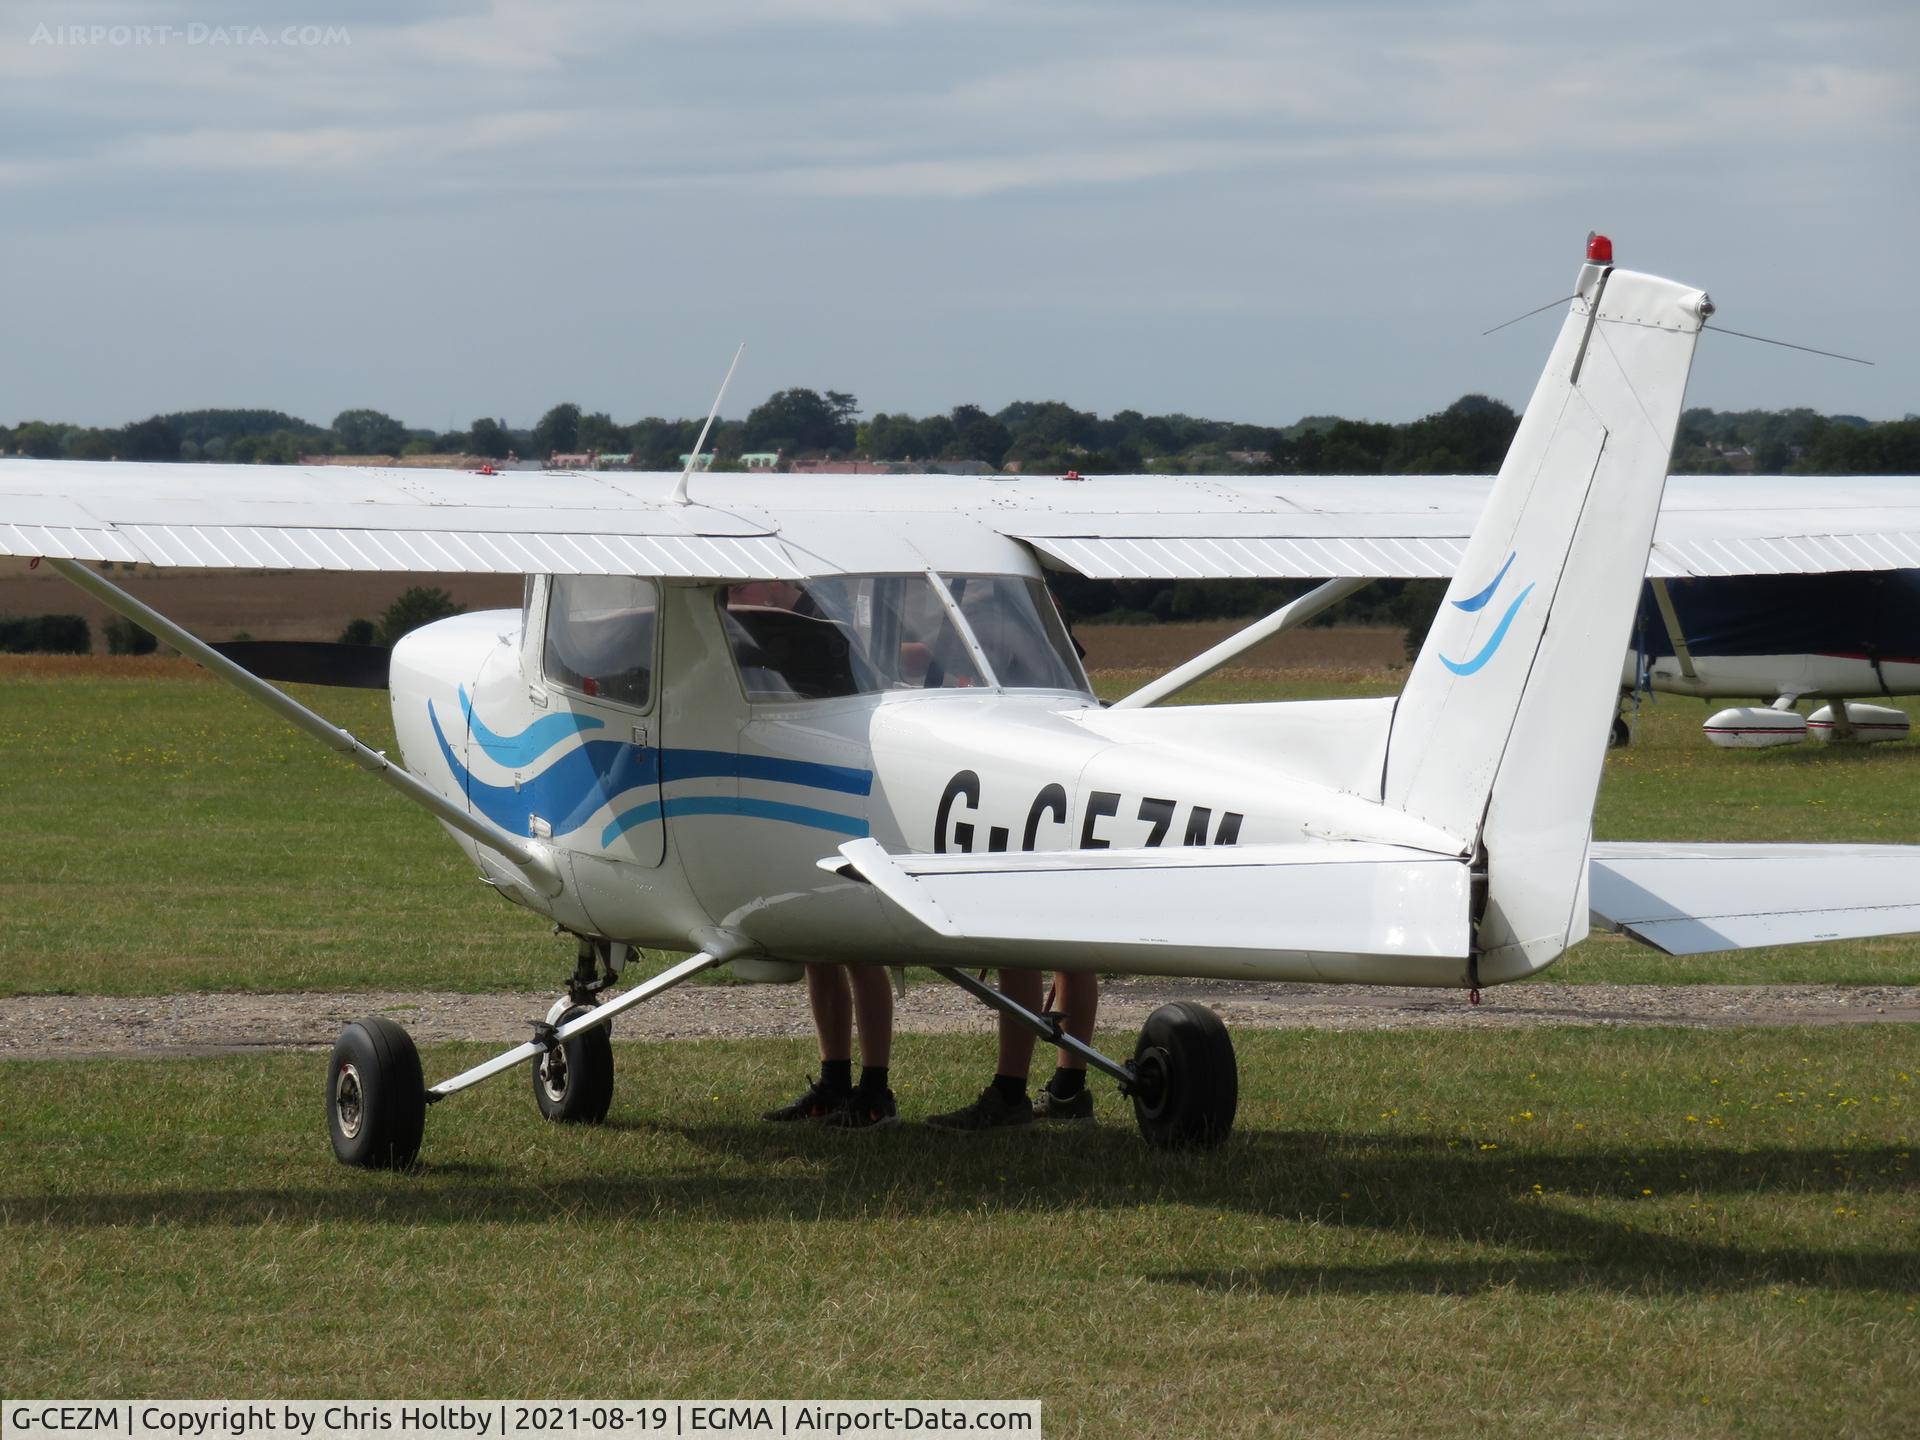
831, 838, 1471, 981
1590, 841, 1920, 955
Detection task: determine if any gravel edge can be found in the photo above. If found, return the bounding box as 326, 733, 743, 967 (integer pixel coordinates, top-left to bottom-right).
3, 979, 1917, 1060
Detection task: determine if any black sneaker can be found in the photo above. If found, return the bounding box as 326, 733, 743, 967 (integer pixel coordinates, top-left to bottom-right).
1033, 1085, 1094, 1122
762, 1077, 846, 1123
822, 1087, 899, 1131
926, 1087, 1034, 1133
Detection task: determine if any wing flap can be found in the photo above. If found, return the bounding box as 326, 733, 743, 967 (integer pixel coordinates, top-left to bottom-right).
1589, 841, 1920, 955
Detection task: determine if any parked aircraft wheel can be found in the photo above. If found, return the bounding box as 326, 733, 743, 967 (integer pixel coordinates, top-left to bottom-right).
1610, 713, 1632, 748
1129, 1002, 1237, 1150
532, 1005, 614, 1124
327, 1017, 426, 1169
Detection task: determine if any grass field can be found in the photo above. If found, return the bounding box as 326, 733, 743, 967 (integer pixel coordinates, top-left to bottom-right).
3, 655, 1916, 1434
0, 1028, 1911, 1435
4, 655, 1918, 994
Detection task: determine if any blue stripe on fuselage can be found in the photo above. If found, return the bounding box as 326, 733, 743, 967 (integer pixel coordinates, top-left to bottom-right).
601, 796, 870, 847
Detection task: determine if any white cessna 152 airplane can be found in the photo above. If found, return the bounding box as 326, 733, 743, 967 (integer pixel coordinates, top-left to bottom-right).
5, 235, 1920, 1169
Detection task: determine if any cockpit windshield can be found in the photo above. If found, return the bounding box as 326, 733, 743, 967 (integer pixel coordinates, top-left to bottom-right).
723, 575, 981, 701
720, 573, 1088, 703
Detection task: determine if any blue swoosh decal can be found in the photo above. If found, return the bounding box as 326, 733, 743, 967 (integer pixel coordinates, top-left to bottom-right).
602, 796, 869, 847
1451, 552, 1516, 613
1439, 582, 1535, 675
459, 685, 603, 767
430, 699, 873, 843
432, 704, 657, 837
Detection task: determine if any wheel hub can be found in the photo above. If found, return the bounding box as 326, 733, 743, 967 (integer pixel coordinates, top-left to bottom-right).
536, 1046, 569, 1102
334, 1061, 364, 1140
1132, 1045, 1172, 1119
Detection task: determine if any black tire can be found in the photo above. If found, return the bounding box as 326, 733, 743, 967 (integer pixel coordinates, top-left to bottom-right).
327, 1017, 426, 1169
1610, 713, 1632, 749
532, 1005, 614, 1124
1130, 1001, 1237, 1150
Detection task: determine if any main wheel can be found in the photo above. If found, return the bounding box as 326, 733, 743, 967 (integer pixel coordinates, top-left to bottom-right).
1130, 1001, 1237, 1150
532, 1005, 614, 1123
1610, 712, 1632, 748
327, 1017, 426, 1169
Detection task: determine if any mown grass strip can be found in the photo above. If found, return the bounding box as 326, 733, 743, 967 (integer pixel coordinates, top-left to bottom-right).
0, 1027, 1912, 1437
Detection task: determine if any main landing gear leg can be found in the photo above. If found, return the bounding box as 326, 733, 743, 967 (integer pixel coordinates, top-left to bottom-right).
932, 967, 1238, 1149
325, 949, 724, 1169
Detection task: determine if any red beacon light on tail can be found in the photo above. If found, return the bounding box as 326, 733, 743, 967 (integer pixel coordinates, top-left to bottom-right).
1586, 232, 1614, 265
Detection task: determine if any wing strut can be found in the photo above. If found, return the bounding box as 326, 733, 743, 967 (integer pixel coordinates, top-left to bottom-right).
1648, 578, 1698, 680
42, 557, 563, 896
1108, 576, 1370, 710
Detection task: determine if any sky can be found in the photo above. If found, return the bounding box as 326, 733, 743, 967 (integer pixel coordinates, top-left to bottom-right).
1, 0, 1915, 432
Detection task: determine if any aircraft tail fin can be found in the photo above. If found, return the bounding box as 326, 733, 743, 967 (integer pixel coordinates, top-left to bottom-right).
1381, 239, 1711, 979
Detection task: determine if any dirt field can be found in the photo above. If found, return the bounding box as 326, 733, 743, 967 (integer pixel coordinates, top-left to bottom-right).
0, 559, 522, 647
1074, 620, 1405, 674
1, 559, 1410, 670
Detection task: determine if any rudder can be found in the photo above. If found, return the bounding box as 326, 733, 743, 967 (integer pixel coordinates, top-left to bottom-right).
1383, 241, 1711, 979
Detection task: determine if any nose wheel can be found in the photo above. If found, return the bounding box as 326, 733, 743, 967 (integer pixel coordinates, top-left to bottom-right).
532, 1004, 615, 1123
1129, 1001, 1238, 1149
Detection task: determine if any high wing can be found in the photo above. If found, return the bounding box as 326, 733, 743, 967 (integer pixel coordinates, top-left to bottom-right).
835, 838, 1920, 974
1, 459, 1916, 580
1589, 841, 1920, 955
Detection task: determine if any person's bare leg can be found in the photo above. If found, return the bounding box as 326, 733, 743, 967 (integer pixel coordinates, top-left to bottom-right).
825, 964, 899, 1126
806, 963, 852, 1063
846, 964, 893, 1069
997, 968, 1045, 1080
1052, 970, 1099, 1074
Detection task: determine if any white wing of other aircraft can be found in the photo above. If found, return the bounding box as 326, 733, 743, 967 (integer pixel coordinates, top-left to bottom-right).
0, 462, 1916, 581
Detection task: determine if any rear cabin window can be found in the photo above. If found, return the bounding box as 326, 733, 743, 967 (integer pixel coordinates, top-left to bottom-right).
544, 575, 657, 708
722, 575, 984, 701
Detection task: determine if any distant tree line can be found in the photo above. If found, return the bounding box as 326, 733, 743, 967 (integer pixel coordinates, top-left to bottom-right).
6, 389, 1912, 478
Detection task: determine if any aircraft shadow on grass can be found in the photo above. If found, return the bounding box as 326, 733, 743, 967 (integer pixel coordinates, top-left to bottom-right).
6, 1128, 1912, 1297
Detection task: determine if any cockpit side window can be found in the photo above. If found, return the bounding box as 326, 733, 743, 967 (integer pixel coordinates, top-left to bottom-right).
544, 575, 657, 709
944, 575, 1090, 692
721, 575, 983, 702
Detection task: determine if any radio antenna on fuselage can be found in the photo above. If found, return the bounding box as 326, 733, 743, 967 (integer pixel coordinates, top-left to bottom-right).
670, 343, 746, 506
